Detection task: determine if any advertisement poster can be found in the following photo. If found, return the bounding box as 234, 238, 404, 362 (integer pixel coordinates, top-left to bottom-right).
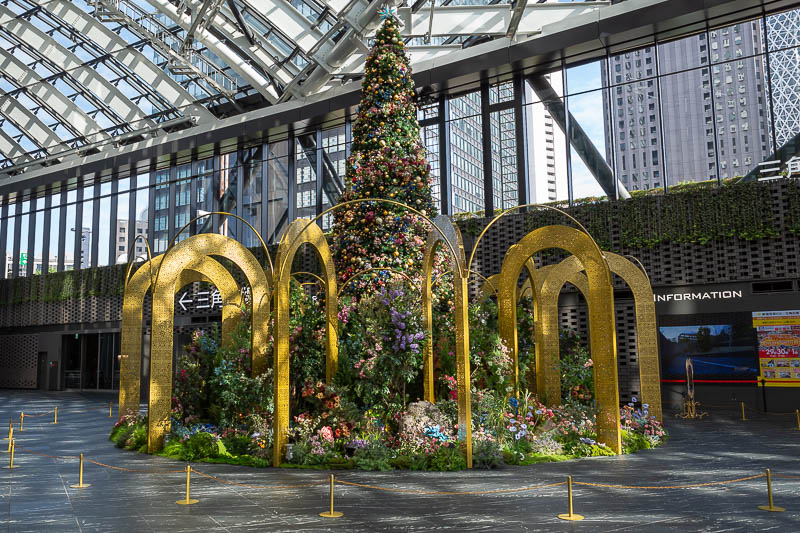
753, 310, 800, 387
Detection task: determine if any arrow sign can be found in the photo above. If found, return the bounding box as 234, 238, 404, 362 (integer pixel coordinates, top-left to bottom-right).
178, 292, 193, 311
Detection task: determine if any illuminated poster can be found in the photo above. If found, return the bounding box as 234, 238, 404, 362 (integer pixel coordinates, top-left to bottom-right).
753, 310, 800, 387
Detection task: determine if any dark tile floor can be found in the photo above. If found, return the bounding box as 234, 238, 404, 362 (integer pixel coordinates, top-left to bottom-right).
1, 390, 798, 532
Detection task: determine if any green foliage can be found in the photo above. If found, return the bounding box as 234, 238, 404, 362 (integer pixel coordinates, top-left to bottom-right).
429, 444, 466, 471
125, 426, 148, 451
352, 441, 394, 471
525, 178, 783, 250
556, 329, 594, 404
622, 429, 653, 454
337, 284, 425, 410
472, 439, 502, 469
180, 432, 225, 461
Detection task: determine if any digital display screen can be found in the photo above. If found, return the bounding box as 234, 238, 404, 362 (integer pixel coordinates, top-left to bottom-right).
659, 324, 758, 381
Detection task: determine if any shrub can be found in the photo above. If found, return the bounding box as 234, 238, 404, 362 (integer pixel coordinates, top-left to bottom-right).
125, 426, 147, 451
531, 433, 563, 456
222, 434, 252, 456
429, 445, 466, 471
472, 439, 502, 469
353, 440, 394, 471
181, 432, 224, 461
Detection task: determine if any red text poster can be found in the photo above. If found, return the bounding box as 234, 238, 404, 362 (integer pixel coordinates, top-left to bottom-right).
753, 311, 800, 387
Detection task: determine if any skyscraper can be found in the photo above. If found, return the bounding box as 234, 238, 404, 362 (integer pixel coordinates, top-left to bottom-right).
604, 20, 772, 190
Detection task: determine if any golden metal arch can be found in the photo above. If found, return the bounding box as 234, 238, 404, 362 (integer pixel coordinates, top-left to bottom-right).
148, 234, 271, 452
538, 252, 662, 421
273, 219, 338, 466
118, 254, 242, 418
497, 225, 621, 454
421, 215, 472, 468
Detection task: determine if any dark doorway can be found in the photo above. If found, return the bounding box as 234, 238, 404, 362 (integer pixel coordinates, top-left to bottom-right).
62, 334, 81, 389
37, 352, 48, 390
61, 332, 120, 390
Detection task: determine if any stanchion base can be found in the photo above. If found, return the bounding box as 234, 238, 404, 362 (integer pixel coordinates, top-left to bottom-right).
176, 499, 199, 505
758, 505, 785, 512
557, 513, 584, 521
4, 465, 16, 469
69, 484, 91, 488
319, 511, 343, 518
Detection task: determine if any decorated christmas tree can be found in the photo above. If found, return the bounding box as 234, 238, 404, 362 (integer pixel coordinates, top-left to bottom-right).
331, 12, 436, 292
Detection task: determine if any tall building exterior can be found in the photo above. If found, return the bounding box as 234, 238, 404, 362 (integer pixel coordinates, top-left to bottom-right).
115, 218, 149, 264
765, 9, 800, 148
525, 72, 568, 203
604, 21, 771, 190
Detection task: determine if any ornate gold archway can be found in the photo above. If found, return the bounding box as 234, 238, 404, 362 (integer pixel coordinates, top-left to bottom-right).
272, 219, 338, 465
539, 252, 662, 421
118, 254, 242, 418
497, 225, 622, 454
421, 215, 472, 467
148, 233, 271, 451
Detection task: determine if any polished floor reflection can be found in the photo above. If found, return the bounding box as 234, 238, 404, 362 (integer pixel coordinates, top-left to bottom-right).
1, 390, 799, 532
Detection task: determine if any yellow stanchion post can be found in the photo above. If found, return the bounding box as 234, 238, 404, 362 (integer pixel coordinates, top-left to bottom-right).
176, 465, 199, 505
109, 402, 113, 418
3, 428, 12, 453
4, 439, 15, 469
758, 469, 785, 512
69, 454, 91, 488
54, 407, 58, 425
741, 402, 747, 421
19, 412, 23, 432
319, 474, 343, 518
557, 476, 584, 521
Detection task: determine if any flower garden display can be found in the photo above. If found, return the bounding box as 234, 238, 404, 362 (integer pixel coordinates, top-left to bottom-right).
113, 16, 667, 470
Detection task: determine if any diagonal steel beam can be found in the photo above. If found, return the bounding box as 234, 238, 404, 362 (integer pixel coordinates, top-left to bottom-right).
0, 93, 63, 154
0, 4, 153, 131
45, 0, 213, 121
143, 0, 279, 102
0, 47, 109, 148
527, 74, 630, 200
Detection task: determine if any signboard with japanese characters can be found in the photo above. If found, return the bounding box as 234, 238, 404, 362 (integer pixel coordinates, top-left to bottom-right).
753, 310, 800, 387
175, 285, 251, 313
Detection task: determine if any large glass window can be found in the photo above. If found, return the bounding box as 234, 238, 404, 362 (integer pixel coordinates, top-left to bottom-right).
218, 151, 238, 239
48, 190, 61, 273
79, 185, 94, 269
18, 200, 30, 277
153, 169, 170, 253
195, 158, 215, 234
116, 189, 130, 265
5, 202, 15, 278
33, 198, 44, 275
175, 164, 192, 243
320, 127, 346, 230
449, 90, 485, 214
525, 73, 569, 204
97, 183, 111, 267
134, 177, 149, 261
241, 147, 263, 247
267, 140, 289, 243
64, 190, 76, 271
295, 134, 318, 220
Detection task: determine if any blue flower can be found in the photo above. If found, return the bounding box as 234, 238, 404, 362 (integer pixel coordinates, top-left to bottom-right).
579, 437, 596, 446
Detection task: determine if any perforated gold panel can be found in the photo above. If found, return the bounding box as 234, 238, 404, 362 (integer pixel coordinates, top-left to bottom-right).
273, 219, 338, 466
539, 253, 662, 421
497, 225, 621, 454
119, 255, 243, 418
422, 215, 472, 468
147, 234, 271, 452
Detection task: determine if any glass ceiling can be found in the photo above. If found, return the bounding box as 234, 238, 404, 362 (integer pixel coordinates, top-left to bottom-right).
0, 0, 609, 172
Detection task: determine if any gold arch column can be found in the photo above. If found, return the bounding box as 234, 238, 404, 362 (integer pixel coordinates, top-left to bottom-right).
118, 255, 242, 418
538, 256, 590, 408
497, 225, 621, 454
421, 215, 472, 468
148, 234, 271, 452
273, 219, 338, 466
539, 253, 662, 421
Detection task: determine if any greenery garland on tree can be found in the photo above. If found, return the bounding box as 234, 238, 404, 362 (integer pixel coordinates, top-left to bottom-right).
331, 12, 436, 292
